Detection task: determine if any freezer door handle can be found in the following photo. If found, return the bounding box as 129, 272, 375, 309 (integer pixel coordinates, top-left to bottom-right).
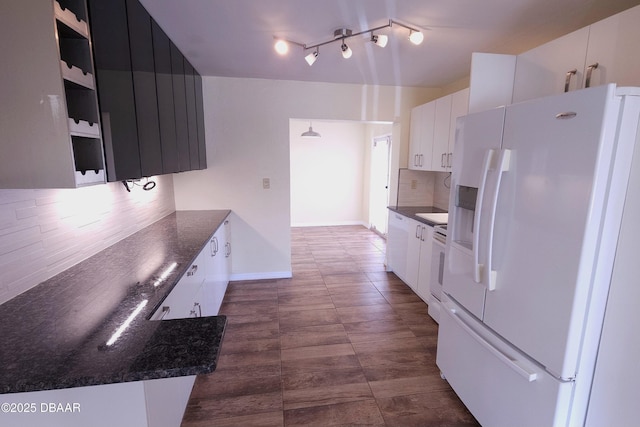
473, 149, 495, 283
484, 149, 511, 291
447, 304, 538, 382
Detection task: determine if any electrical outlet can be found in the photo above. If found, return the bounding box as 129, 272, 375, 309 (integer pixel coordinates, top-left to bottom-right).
411, 179, 417, 189
262, 178, 270, 189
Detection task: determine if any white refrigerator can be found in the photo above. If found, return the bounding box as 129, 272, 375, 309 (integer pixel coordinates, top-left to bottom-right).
436, 84, 640, 427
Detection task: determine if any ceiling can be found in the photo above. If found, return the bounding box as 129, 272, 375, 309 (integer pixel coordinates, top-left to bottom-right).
138, 0, 640, 88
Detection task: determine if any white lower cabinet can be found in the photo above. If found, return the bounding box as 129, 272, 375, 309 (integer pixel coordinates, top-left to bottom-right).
416, 225, 433, 302
151, 217, 231, 320
0, 376, 196, 427
201, 219, 231, 316
386, 212, 410, 281
386, 211, 433, 303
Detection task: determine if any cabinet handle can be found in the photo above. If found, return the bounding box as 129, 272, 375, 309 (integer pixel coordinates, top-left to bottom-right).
447, 153, 452, 168
585, 63, 599, 88
187, 264, 198, 276
210, 236, 219, 256
414, 154, 419, 167
420, 226, 426, 241
415, 224, 422, 239
190, 302, 202, 318
441, 153, 446, 168
564, 69, 577, 92
225, 242, 231, 257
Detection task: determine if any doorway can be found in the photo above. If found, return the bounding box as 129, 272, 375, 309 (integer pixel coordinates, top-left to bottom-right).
369, 135, 391, 237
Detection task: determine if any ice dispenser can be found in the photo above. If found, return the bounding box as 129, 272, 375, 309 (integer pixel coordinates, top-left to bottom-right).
450, 185, 477, 250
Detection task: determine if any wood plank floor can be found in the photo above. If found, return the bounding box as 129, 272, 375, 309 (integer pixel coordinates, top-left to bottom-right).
182, 225, 479, 427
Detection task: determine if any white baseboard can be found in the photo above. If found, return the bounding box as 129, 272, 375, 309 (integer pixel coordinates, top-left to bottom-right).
229, 271, 293, 281
291, 221, 368, 227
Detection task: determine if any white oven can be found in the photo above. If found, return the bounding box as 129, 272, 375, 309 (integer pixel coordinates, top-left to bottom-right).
428, 224, 447, 323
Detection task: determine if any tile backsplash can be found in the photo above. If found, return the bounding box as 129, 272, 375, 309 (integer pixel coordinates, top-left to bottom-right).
396, 169, 451, 210
0, 175, 176, 305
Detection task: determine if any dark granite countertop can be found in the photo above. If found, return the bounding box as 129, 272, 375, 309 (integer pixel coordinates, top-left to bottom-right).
0, 210, 230, 394
388, 205, 448, 226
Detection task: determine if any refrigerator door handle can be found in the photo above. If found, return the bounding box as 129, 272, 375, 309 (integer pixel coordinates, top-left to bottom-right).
484, 149, 511, 291
447, 304, 538, 382
473, 149, 495, 283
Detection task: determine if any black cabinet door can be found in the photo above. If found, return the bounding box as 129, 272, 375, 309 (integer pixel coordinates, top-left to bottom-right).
126, 0, 162, 177
88, 0, 141, 181
151, 21, 179, 174
184, 60, 200, 168
194, 72, 207, 169
170, 42, 190, 172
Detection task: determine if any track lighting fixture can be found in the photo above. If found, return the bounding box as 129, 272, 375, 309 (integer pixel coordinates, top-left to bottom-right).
409, 30, 424, 45
273, 19, 425, 65
371, 33, 388, 48
274, 39, 289, 55
305, 48, 319, 66
341, 42, 352, 59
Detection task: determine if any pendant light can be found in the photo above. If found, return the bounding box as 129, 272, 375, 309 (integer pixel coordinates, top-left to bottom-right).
301, 122, 321, 138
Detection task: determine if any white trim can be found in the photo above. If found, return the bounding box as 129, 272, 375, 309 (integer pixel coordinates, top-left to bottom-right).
229, 271, 293, 281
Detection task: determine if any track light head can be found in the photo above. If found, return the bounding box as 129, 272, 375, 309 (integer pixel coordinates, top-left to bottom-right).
341, 42, 352, 59
371, 33, 388, 48
274, 39, 289, 55
305, 49, 319, 66
409, 30, 424, 45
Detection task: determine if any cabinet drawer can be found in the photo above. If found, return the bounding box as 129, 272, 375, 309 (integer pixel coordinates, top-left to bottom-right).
179, 248, 207, 289
150, 249, 207, 320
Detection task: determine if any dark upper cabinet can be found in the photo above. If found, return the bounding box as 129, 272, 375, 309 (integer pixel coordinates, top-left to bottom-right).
126, 0, 163, 177
88, 0, 206, 180
151, 21, 180, 174
88, 0, 141, 181
195, 73, 207, 169
184, 60, 200, 169
170, 42, 191, 172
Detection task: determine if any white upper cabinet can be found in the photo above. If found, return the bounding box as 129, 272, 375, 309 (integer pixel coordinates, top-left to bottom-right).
468, 53, 516, 114
512, 27, 590, 103
408, 101, 436, 171
513, 4, 640, 103
408, 88, 468, 172
431, 88, 469, 172
584, 5, 640, 89
432, 95, 452, 172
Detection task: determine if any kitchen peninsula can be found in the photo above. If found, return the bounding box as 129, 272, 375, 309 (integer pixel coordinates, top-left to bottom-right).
0, 210, 230, 427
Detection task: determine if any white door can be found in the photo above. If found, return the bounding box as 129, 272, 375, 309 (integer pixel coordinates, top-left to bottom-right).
369, 135, 390, 236
483, 85, 618, 379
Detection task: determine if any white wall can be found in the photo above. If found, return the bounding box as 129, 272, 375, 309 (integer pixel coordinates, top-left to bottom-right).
0, 175, 176, 304
290, 119, 367, 227
172, 77, 439, 280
